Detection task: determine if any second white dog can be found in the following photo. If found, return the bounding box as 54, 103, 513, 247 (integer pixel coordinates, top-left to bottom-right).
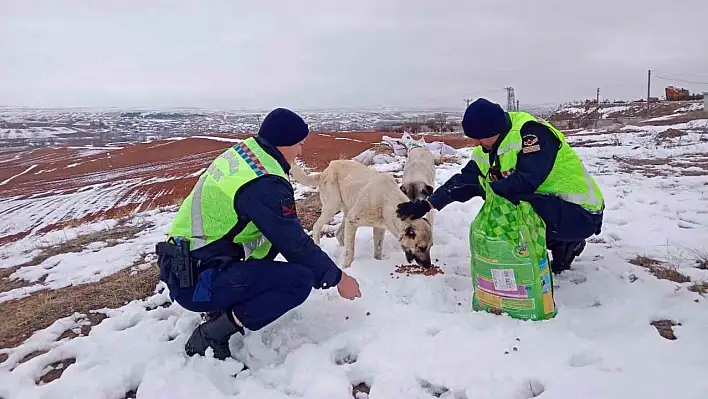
400, 146, 436, 225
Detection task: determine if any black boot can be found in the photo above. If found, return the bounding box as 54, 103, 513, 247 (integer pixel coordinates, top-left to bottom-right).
185, 312, 244, 360
550, 240, 586, 275
551, 254, 571, 274
201, 310, 222, 322
572, 240, 586, 258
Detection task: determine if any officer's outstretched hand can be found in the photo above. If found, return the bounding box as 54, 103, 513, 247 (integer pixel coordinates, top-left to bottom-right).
337, 272, 361, 300
396, 200, 431, 220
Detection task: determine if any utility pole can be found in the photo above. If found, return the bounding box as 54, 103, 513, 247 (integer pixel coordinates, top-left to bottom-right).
505, 87, 516, 111
516, 100, 519, 111
464, 98, 473, 108
595, 88, 600, 129
646, 69, 651, 119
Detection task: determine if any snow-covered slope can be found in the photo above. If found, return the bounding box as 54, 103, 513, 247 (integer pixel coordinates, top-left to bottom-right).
1, 129, 708, 399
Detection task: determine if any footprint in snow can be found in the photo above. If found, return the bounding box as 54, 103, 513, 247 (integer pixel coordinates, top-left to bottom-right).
519, 379, 546, 398
333, 348, 358, 365
427, 326, 441, 337
417, 377, 451, 398
554, 270, 588, 285
568, 351, 602, 368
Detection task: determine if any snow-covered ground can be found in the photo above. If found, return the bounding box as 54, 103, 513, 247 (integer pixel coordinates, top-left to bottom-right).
1, 128, 708, 398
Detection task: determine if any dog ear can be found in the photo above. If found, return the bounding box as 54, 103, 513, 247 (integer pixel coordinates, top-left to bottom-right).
422, 184, 434, 197
404, 225, 416, 238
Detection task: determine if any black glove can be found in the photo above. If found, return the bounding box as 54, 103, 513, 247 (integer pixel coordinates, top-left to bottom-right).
396, 200, 432, 220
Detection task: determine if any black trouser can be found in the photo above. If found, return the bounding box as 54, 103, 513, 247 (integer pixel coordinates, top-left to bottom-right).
518, 193, 604, 270
158, 239, 314, 331
166, 259, 314, 331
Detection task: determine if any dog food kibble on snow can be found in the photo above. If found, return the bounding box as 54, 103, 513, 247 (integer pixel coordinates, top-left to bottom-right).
394, 264, 444, 276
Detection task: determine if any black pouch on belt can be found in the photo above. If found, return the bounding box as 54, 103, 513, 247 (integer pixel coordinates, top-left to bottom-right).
155, 237, 194, 289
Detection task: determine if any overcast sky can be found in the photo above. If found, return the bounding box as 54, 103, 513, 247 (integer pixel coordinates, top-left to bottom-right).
1, 0, 707, 111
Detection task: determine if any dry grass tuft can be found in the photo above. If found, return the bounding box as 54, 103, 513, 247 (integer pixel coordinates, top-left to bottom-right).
688, 281, 708, 295
691, 250, 708, 270
629, 255, 662, 268
1, 220, 154, 294
629, 255, 691, 283
28, 221, 154, 268
0, 262, 160, 350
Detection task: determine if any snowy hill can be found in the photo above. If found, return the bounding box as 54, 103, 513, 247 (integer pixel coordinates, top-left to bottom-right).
0, 132, 468, 246
1, 124, 708, 398
548, 100, 704, 129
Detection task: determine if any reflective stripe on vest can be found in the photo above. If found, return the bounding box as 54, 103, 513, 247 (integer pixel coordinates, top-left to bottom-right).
243, 235, 268, 259
554, 166, 602, 211
190, 173, 209, 249
470, 141, 522, 169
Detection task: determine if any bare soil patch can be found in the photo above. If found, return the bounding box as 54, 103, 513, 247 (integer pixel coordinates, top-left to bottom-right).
38, 358, 76, 384
0, 265, 28, 293
2, 132, 470, 244
651, 319, 680, 340
352, 382, 371, 398
296, 192, 322, 232
0, 263, 159, 350
568, 140, 617, 148
611, 154, 708, 177
656, 128, 687, 140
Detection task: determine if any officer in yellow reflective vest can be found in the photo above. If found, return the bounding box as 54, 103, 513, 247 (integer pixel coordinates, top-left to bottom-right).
396, 98, 604, 274
156, 108, 361, 360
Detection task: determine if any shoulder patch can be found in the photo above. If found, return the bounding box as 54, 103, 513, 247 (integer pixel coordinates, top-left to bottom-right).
280, 197, 298, 218
522, 134, 539, 147
522, 133, 541, 153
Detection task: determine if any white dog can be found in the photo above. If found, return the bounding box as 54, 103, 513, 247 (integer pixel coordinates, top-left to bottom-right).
400, 146, 436, 225
290, 160, 434, 268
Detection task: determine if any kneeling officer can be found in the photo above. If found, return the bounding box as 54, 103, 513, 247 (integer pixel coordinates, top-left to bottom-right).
156, 108, 361, 360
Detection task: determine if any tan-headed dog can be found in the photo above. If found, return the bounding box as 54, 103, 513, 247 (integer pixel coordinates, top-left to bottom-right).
291, 160, 433, 268
400, 146, 436, 226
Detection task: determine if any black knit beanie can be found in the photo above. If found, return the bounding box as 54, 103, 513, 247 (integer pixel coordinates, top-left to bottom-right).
257, 108, 309, 147
462, 98, 509, 139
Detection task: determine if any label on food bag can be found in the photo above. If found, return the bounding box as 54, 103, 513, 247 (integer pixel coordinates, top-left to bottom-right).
491, 269, 517, 291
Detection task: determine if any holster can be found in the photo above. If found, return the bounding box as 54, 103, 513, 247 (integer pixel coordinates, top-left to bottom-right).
155, 237, 194, 289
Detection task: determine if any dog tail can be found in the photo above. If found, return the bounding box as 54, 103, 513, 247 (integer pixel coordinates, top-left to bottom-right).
289, 162, 322, 187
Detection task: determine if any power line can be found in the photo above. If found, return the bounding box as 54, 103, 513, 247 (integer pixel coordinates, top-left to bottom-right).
653, 73, 708, 86
653, 70, 708, 78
